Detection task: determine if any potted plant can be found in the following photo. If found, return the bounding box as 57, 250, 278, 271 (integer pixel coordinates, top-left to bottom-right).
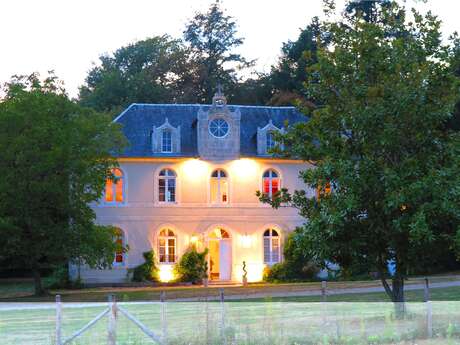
242, 261, 248, 287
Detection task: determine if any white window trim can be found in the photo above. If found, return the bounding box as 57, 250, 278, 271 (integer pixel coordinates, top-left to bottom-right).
262, 169, 281, 198
208, 117, 230, 139
161, 129, 173, 153
103, 168, 127, 206
209, 168, 230, 205
264, 229, 281, 265
154, 167, 180, 205
158, 230, 177, 264
113, 228, 127, 267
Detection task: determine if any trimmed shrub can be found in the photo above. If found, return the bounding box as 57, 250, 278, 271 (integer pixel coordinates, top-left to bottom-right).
132, 251, 158, 282
174, 247, 209, 284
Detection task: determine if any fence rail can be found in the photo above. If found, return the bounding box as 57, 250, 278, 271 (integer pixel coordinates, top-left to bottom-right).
54, 281, 436, 344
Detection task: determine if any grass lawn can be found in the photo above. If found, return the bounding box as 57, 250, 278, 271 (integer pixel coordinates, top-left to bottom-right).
1, 275, 460, 302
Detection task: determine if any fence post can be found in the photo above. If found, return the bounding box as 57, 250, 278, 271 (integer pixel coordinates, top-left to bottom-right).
160, 291, 167, 345
56, 295, 62, 345
220, 288, 226, 345
321, 281, 327, 302
424, 278, 432, 338
108, 294, 117, 345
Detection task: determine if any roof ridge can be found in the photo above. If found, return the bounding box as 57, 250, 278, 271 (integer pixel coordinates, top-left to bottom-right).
130, 103, 297, 110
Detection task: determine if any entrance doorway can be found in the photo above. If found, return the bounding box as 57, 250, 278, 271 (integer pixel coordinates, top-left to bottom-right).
208, 228, 232, 281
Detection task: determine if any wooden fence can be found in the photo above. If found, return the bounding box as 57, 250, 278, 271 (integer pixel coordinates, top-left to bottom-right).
55, 280, 435, 344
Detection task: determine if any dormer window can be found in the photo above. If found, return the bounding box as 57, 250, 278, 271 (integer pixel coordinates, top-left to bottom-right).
161, 130, 172, 153
257, 120, 283, 156
152, 118, 180, 154
266, 131, 276, 152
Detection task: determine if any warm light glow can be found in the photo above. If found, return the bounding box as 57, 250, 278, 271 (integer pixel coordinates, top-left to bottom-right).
236, 262, 264, 282
159, 265, 174, 282
190, 235, 198, 244
230, 159, 258, 180
240, 234, 252, 248
181, 159, 208, 181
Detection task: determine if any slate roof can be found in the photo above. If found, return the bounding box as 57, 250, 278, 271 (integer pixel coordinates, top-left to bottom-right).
114, 103, 307, 158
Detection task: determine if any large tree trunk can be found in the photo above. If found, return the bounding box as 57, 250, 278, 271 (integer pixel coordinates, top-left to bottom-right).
32, 268, 44, 296
378, 266, 406, 318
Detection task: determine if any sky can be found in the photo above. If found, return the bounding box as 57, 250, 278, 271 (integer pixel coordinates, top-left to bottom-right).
1, 0, 459, 98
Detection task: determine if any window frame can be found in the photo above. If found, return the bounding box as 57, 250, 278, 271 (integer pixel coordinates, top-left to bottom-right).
209, 118, 230, 138
262, 169, 281, 198
158, 229, 177, 264
266, 131, 276, 153
161, 129, 173, 153
104, 168, 126, 205
113, 228, 126, 266
263, 228, 281, 265
158, 168, 177, 204
210, 169, 229, 204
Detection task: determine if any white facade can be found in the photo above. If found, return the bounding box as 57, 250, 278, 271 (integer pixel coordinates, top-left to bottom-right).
72, 94, 312, 284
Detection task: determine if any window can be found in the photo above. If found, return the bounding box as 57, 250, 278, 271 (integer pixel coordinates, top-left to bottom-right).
105, 168, 124, 203
262, 169, 280, 197
161, 130, 172, 153
114, 229, 125, 264
266, 131, 276, 152
158, 229, 176, 263
209, 118, 229, 138
264, 229, 280, 264
158, 169, 176, 203
210, 169, 228, 204
316, 182, 332, 200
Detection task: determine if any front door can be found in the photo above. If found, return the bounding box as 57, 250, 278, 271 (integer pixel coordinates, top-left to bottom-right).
219, 240, 231, 280
208, 228, 232, 281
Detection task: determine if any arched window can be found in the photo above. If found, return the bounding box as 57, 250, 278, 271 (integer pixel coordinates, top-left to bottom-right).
266, 131, 276, 152
105, 168, 124, 203
262, 169, 280, 197
114, 228, 125, 264
158, 169, 176, 203
158, 229, 176, 263
316, 182, 332, 200
161, 130, 172, 153
264, 229, 280, 264
210, 169, 228, 204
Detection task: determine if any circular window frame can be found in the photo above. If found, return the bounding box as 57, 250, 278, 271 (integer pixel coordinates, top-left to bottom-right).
208, 118, 230, 139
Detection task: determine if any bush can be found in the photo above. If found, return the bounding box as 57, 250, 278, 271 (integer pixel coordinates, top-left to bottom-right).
45, 265, 70, 289
264, 232, 319, 282
174, 247, 208, 284
132, 251, 158, 282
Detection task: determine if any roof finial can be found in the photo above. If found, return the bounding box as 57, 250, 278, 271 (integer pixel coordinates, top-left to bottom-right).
213, 82, 227, 106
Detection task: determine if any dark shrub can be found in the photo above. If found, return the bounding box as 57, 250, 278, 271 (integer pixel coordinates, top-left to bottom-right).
132, 251, 158, 282
174, 247, 208, 284
264, 232, 319, 282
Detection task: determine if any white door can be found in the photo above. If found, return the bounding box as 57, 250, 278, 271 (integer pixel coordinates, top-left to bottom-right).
219, 240, 231, 280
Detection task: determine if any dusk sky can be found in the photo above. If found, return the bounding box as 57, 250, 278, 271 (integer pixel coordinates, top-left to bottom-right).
1, 0, 458, 98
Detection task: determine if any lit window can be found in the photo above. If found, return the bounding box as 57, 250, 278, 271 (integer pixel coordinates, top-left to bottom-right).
316, 182, 332, 200
105, 168, 124, 203
264, 229, 280, 264
158, 229, 176, 263
114, 228, 125, 264
161, 130, 172, 153
210, 169, 228, 204
262, 169, 280, 197
266, 131, 276, 153
158, 169, 176, 203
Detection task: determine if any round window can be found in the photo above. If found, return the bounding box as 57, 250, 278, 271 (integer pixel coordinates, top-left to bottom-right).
209, 118, 229, 138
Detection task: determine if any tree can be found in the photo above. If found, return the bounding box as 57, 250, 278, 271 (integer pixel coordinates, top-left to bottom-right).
183, 1, 253, 103
79, 36, 194, 113
0, 73, 127, 295
345, 0, 392, 23
259, 2, 460, 304
268, 17, 322, 106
